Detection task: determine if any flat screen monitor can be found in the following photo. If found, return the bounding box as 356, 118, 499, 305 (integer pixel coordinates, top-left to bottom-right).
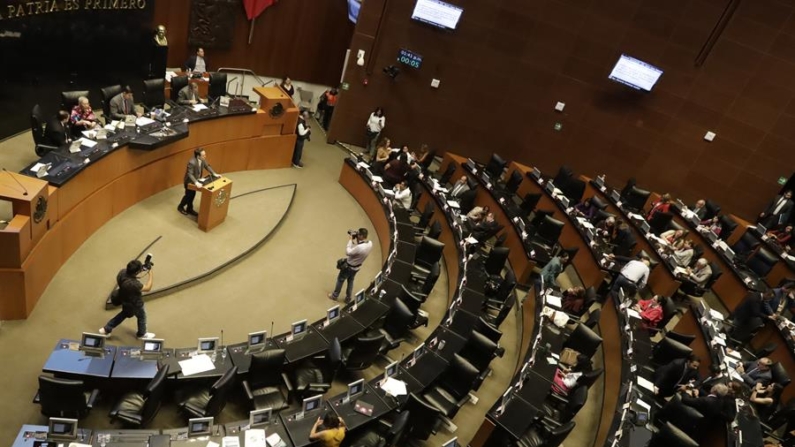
610, 190, 621, 203
755, 224, 767, 235
302, 395, 322, 414
248, 331, 267, 351
442, 437, 459, 447
413, 343, 426, 362
355, 289, 366, 305
531, 167, 541, 180
80, 332, 105, 352
197, 337, 218, 354
374, 271, 384, 289
48, 418, 78, 440
485, 153, 507, 180
291, 319, 307, 337
188, 417, 213, 437
142, 339, 164, 355
327, 305, 341, 324
249, 408, 272, 428
384, 361, 398, 380
608, 54, 663, 92
347, 379, 365, 400
411, 0, 463, 30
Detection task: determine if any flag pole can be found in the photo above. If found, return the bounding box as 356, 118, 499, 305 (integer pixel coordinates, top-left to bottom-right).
248, 16, 256, 44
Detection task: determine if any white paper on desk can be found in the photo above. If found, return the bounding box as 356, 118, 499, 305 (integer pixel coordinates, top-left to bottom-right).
546, 295, 562, 308
727, 349, 741, 359
729, 369, 743, 382
627, 308, 641, 319
67, 443, 92, 447
578, 219, 594, 229
193, 103, 209, 112
78, 138, 97, 148
206, 443, 220, 447
266, 433, 286, 447
546, 357, 557, 365
717, 241, 729, 250
627, 212, 644, 221
784, 254, 795, 262
165, 71, 179, 82
178, 354, 216, 376
381, 377, 408, 396
382, 189, 395, 197
673, 266, 688, 276
81, 130, 97, 139
712, 335, 726, 346
637, 376, 655, 392
447, 200, 460, 209
466, 237, 479, 244
636, 398, 651, 411
244, 429, 266, 447
31, 162, 46, 173
708, 309, 725, 321
370, 175, 383, 183
223, 436, 241, 447
356, 161, 370, 169
135, 117, 155, 126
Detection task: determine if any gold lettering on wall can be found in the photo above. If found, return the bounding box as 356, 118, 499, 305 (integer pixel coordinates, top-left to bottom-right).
0, 0, 145, 19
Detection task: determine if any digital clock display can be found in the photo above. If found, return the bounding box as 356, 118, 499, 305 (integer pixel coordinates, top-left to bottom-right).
398, 49, 423, 69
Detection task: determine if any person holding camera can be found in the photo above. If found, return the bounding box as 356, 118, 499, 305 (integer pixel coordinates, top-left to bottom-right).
328, 228, 372, 302
178, 148, 219, 216
99, 259, 155, 339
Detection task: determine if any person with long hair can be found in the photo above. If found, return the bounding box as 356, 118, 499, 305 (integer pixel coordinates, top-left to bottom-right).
365, 107, 386, 158
309, 414, 346, 447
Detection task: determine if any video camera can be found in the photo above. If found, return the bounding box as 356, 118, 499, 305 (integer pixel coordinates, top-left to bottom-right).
142, 253, 154, 271
348, 229, 359, 238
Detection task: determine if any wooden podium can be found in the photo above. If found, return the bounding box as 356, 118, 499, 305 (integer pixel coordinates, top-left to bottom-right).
0, 173, 51, 268
188, 176, 233, 232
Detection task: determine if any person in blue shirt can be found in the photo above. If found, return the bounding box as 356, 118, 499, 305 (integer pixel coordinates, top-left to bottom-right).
539, 252, 570, 289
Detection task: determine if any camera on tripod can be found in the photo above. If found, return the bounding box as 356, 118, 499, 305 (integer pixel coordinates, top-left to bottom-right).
142, 253, 154, 271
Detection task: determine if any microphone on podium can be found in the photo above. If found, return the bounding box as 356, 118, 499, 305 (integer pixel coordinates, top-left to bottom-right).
2, 168, 29, 196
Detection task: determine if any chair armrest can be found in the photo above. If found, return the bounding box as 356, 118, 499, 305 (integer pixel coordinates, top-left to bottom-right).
454, 393, 470, 410
242, 380, 255, 400
281, 373, 294, 392
308, 383, 332, 392
86, 388, 100, 408
32, 390, 41, 404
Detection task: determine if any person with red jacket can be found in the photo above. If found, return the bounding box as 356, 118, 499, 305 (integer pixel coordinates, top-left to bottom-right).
322, 88, 339, 130
647, 193, 672, 221
634, 295, 666, 330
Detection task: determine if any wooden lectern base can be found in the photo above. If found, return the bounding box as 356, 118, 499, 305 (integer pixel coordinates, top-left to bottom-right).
189, 176, 233, 232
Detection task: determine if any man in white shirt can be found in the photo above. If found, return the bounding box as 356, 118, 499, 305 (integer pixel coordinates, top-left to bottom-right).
609, 256, 650, 298
393, 181, 412, 209
329, 229, 373, 303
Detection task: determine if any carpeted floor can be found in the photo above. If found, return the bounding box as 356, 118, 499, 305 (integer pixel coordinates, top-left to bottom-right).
0, 121, 521, 447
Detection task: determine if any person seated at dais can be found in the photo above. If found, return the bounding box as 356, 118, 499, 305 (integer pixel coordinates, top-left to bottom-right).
178, 82, 205, 105
70, 96, 97, 135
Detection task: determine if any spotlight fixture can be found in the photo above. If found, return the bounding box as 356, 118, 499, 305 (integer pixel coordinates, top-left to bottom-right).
383, 65, 400, 80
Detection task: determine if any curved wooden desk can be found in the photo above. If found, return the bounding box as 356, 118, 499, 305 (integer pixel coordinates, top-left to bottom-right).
0, 89, 298, 319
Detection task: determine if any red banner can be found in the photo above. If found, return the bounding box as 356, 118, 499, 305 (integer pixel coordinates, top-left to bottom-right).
243, 0, 277, 20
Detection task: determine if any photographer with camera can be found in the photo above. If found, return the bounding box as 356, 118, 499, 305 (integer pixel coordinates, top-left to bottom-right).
99, 257, 156, 339
328, 228, 372, 303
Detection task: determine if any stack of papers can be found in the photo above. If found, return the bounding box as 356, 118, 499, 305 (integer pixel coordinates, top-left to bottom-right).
545, 295, 562, 308
178, 354, 215, 376
637, 376, 655, 392
627, 212, 644, 220
193, 104, 209, 112
708, 309, 725, 321
626, 308, 641, 319
266, 433, 286, 447
244, 429, 266, 447
135, 117, 155, 126
222, 436, 241, 447
381, 377, 408, 396
370, 175, 383, 183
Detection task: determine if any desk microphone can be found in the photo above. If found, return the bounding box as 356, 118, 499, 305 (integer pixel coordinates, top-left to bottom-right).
270, 321, 274, 344
220, 329, 224, 347
2, 168, 29, 196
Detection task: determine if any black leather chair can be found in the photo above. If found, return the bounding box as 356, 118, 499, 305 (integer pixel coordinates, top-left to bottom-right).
100, 84, 123, 121
474, 316, 503, 344
664, 331, 695, 346
771, 362, 791, 388
413, 201, 435, 234
437, 163, 456, 186
31, 105, 59, 156
648, 211, 674, 235
561, 178, 585, 203
291, 338, 342, 400
563, 323, 602, 359
648, 422, 699, 447
531, 215, 565, 251
170, 76, 189, 102
651, 337, 692, 367
553, 166, 573, 190
485, 267, 516, 309
590, 195, 608, 210
142, 78, 165, 110
409, 261, 440, 301
208, 72, 227, 99
520, 193, 542, 216
731, 231, 761, 258
347, 409, 410, 447
486, 291, 515, 328
377, 298, 415, 353
502, 169, 522, 194
459, 189, 477, 214
36, 375, 99, 419
427, 220, 442, 241
584, 308, 601, 329
753, 342, 778, 360
577, 368, 603, 389
61, 90, 89, 111
593, 208, 615, 224
177, 365, 238, 419
704, 200, 721, 220
623, 186, 651, 213
404, 393, 442, 441
484, 246, 510, 278
411, 236, 444, 282
459, 330, 500, 389
422, 354, 479, 418
342, 334, 385, 371
655, 393, 704, 438
516, 420, 575, 447
109, 365, 169, 427
542, 383, 588, 423
241, 350, 292, 411
718, 214, 738, 241
747, 246, 778, 277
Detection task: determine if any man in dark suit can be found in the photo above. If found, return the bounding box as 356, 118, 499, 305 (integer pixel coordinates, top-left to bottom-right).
177, 148, 219, 216
737, 357, 773, 386
44, 110, 71, 146
682, 383, 735, 423
178, 83, 205, 105
109, 86, 141, 120
471, 212, 500, 242
449, 175, 470, 198
692, 199, 707, 220
759, 190, 793, 229
653, 354, 701, 397
184, 47, 208, 73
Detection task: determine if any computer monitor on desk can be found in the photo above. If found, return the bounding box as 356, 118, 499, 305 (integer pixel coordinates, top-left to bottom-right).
249, 408, 272, 429
344, 379, 365, 403
287, 319, 307, 342
197, 337, 218, 354
610, 190, 621, 203
142, 339, 164, 357
80, 332, 106, 354
755, 224, 767, 236
48, 417, 78, 441
325, 305, 341, 326
384, 361, 398, 381
188, 417, 214, 438
247, 331, 267, 353
530, 167, 542, 180
297, 395, 322, 420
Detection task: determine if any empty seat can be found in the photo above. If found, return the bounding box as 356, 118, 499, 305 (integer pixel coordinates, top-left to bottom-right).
177, 366, 238, 419
109, 365, 169, 427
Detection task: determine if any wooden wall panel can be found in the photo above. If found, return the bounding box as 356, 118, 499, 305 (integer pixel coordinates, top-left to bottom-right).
329, 0, 795, 221
153, 0, 355, 86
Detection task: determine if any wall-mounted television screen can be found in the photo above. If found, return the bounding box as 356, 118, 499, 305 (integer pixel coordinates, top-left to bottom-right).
411, 0, 463, 30
608, 54, 663, 92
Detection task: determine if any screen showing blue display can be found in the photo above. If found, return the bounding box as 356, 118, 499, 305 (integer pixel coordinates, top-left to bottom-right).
398, 49, 423, 69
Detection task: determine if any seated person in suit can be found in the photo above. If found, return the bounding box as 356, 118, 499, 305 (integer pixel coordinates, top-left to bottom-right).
405, 160, 423, 189
70, 96, 97, 134
682, 383, 735, 423
178, 82, 205, 105
611, 220, 635, 256
691, 199, 707, 220
382, 153, 409, 187
698, 215, 722, 236
633, 295, 666, 330
184, 47, 208, 73
466, 205, 489, 228
449, 175, 470, 198
733, 291, 776, 329
670, 239, 695, 267
44, 110, 72, 145
392, 180, 412, 209
596, 216, 616, 241
470, 212, 500, 243
653, 354, 701, 397
109, 86, 141, 120
767, 225, 793, 246
573, 197, 599, 220
538, 252, 570, 290
736, 358, 773, 387
647, 193, 672, 221
680, 258, 712, 288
